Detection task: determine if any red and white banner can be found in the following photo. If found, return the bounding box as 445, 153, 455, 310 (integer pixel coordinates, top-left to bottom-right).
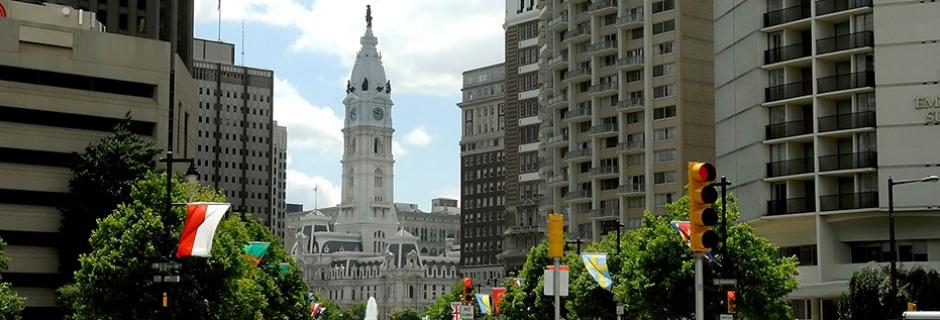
176, 203, 230, 258
492, 287, 506, 315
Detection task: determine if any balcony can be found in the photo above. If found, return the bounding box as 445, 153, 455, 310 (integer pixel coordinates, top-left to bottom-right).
618, 97, 644, 110
617, 11, 643, 26
766, 157, 814, 177
767, 196, 816, 216
820, 191, 878, 211
766, 119, 813, 140
540, 119, 554, 131
618, 183, 645, 194
818, 151, 877, 172
764, 4, 810, 28
547, 93, 568, 108
547, 173, 569, 185
765, 80, 812, 102
818, 111, 875, 133
548, 53, 568, 69
564, 27, 591, 42
619, 140, 644, 152
590, 82, 618, 95
590, 123, 618, 136
590, 165, 619, 177
564, 148, 592, 161
589, 40, 618, 54
567, 108, 592, 120
618, 55, 644, 69
816, 0, 872, 17
817, 71, 874, 94
546, 134, 568, 146
589, 0, 617, 13
565, 68, 591, 81
764, 43, 811, 65
590, 207, 619, 218
817, 31, 873, 55
546, 12, 568, 31
566, 190, 591, 201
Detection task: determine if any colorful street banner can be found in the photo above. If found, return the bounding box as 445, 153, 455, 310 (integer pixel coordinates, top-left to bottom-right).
176, 203, 230, 258
309, 303, 325, 317
671, 220, 719, 264
474, 293, 492, 315
243, 241, 270, 264
581, 253, 613, 291
491, 287, 506, 315
278, 262, 290, 278
450, 302, 461, 320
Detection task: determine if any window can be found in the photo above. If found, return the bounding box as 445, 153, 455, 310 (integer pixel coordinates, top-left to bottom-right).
626, 154, 644, 166
605, 137, 618, 148
631, 28, 644, 39
654, 127, 676, 141
653, 105, 676, 119
850, 241, 928, 263
520, 124, 539, 144
626, 196, 645, 208
625, 70, 643, 82
652, 0, 675, 13
601, 178, 618, 190
653, 63, 675, 77
603, 14, 617, 25
779, 245, 818, 266
654, 149, 676, 163
655, 193, 675, 207
651, 171, 676, 185
654, 41, 674, 55
653, 84, 676, 99
626, 111, 642, 124
652, 20, 675, 34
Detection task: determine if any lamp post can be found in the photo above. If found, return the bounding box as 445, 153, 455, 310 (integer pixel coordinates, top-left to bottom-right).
887, 175, 939, 300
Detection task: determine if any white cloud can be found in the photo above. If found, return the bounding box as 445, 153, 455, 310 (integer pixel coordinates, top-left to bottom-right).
404, 126, 432, 147
286, 169, 341, 210
195, 0, 504, 95
272, 77, 344, 155
392, 140, 407, 157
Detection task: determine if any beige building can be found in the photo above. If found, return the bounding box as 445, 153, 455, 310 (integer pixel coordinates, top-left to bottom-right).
537, 0, 714, 249
715, 0, 940, 319
0, 1, 195, 317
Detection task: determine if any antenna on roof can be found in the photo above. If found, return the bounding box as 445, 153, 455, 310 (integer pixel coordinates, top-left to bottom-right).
240, 19, 245, 65
217, 0, 221, 41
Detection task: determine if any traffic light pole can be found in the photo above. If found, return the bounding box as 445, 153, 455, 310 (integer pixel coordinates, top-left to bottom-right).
554, 257, 561, 320
695, 252, 704, 320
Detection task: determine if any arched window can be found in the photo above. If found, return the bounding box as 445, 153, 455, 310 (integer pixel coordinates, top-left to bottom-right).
409, 285, 414, 299
374, 138, 379, 154
351, 138, 356, 153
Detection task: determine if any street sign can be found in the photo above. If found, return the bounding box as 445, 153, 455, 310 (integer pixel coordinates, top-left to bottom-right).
720, 314, 733, 320
713, 278, 737, 286
616, 305, 624, 315
459, 305, 474, 319
543, 265, 569, 296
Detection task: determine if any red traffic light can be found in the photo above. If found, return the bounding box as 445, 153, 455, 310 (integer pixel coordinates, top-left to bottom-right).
691, 162, 716, 182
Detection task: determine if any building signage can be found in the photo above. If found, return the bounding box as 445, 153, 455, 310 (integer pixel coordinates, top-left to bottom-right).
913, 96, 940, 125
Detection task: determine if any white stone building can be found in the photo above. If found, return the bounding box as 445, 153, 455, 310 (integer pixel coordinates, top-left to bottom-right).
290, 7, 460, 318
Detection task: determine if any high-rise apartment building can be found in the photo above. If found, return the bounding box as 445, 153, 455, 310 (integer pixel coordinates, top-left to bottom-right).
537, 0, 714, 247
715, 1, 940, 318
30, 0, 194, 70
500, 0, 545, 273
191, 38, 284, 238
273, 123, 287, 240
0, 2, 196, 317
458, 63, 507, 286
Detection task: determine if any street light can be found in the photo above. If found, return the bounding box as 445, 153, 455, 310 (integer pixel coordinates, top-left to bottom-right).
887, 175, 939, 299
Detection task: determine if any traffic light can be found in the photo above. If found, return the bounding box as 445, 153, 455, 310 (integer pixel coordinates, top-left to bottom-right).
726, 290, 736, 313
547, 213, 565, 258
688, 161, 718, 252
463, 277, 473, 303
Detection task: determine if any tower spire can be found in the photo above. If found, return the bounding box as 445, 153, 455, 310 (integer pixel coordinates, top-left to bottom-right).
366, 5, 372, 28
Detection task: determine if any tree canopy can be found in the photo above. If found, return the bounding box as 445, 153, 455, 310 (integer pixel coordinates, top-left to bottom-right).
838, 265, 940, 320
59, 119, 160, 274
0, 236, 25, 320
58, 172, 310, 319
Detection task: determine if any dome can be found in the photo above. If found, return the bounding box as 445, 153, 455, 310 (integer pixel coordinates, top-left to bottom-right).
347, 5, 390, 95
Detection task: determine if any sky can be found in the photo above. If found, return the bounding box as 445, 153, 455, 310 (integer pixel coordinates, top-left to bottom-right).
192, 0, 505, 211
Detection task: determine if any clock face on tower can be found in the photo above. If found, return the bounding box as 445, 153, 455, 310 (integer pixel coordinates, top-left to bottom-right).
348, 107, 358, 121
372, 107, 384, 121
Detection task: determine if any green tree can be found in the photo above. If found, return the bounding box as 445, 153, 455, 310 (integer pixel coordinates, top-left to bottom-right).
390, 308, 421, 320
58, 172, 310, 319
838, 265, 940, 320
343, 303, 366, 320
499, 243, 580, 320
59, 118, 160, 274
423, 282, 463, 320
0, 236, 25, 320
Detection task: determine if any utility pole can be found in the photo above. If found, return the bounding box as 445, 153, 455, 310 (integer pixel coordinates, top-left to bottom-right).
695, 252, 704, 320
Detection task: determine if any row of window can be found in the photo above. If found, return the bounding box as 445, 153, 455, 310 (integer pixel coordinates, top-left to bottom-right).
197, 87, 272, 104
779, 240, 930, 266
